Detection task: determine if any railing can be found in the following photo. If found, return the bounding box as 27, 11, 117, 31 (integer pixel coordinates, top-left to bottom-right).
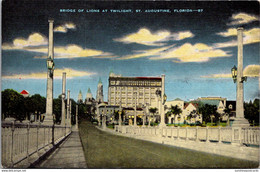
1, 121, 71, 168
114, 125, 260, 146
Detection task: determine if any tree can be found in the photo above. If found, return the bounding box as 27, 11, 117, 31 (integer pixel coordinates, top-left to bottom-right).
149, 107, 158, 125
244, 99, 259, 125
167, 105, 182, 125
224, 107, 231, 126
2, 89, 26, 121
78, 102, 88, 122
53, 95, 62, 124
199, 104, 218, 124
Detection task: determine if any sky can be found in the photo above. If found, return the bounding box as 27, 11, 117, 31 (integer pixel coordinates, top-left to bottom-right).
1, 1, 259, 102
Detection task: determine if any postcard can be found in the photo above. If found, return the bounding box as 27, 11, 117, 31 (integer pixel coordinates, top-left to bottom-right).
1, 0, 259, 170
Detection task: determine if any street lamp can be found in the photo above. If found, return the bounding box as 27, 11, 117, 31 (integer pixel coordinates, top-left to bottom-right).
231, 65, 247, 83
47, 57, 54, 70
231, 65, 237, 83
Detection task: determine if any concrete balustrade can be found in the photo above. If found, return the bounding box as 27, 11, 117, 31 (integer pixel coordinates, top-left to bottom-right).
114, 125, 260, 147
1, 121, 71, 168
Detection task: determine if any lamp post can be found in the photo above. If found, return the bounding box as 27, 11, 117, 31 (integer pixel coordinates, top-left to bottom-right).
102, 106, 107, 129
134, 92, 137, 127
119, 103, 122, 126
44, 19, 55, 125
231, 27, 249, 127
142, 104, 146, 127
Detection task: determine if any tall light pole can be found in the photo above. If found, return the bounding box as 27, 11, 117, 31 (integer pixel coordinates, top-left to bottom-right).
67, 89, 70, 127
134, 92, 137, 127
231, 27, 249, 127
119, 102, 122, 126
61, 72, 66, 126
160, 74, 166, 127
44, 19, 54, 125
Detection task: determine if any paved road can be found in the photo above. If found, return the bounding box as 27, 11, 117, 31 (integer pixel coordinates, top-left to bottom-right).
35, 131, 87, 168
79, 121, 258, 169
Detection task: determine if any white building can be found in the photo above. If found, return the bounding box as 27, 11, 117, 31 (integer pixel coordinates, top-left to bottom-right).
108, 72, 165, 113
96, 78, 104, 103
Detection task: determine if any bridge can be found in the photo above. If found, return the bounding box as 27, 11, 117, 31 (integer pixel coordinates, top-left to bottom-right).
1, 120, 259, 168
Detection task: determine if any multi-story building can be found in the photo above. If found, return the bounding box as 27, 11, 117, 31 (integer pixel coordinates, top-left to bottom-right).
96, 78, 104, 103
108, 72, 165, 112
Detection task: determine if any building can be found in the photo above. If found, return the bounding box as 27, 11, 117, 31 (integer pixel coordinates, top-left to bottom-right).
96, 78, 104, 103
97, 103, 120, 124
196, 97, 226, 114
85, 88, 93, 104
222, 100, 236, 122
165, 98, 184, 110
183, 103, 202, 124
78, 90, 83, 103
20, 90, 30, 97
108, 72, 164, 113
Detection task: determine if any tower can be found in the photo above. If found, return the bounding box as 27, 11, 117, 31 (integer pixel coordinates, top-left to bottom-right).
78, 90, 83, 103
86, 88, 93, 103
96, 78, 104, 103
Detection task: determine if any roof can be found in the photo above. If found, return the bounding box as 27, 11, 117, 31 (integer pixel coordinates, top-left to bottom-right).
20, 90, 29, 95
173, 98, 183, 101
109, 76, 161, 80
98, 77, 102, 84
199, 99, 221, 107
184, 103, 198, 109
87, 88, 91, 93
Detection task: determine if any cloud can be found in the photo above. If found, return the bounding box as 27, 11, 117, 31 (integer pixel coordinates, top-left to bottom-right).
114, 28, 194, 46
2, 68, 95, 80
150, 43, 231, 63
201, 65, 260, 78
31, 44, 114, 59
54, 22, 76, 33
175, 31, 194, 41
228, 13, 259, 25
244, 65, 260, 77
116, 44, 175, 60
2, 33, 114, 59
2, 33, 47, 49
215, 28, 260, 48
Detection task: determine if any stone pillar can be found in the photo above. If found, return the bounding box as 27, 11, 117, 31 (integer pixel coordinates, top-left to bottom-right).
134, 93, 137, 127
61, 72, 66, 126
75, 105, 78, 130
160, 74, 166, 127
232, 28, 250, 127
69, 100, 72, 127
142, 109, 146, 127
66, 90, 70, 127
119, 104, 122, 126
102, 106, 107, 129
44, 19, 54, 125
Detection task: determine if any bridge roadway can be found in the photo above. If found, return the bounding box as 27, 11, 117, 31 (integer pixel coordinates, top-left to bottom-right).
34, 131, 87, 168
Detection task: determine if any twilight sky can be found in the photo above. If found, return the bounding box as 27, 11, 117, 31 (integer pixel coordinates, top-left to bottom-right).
1, 1, 259, 102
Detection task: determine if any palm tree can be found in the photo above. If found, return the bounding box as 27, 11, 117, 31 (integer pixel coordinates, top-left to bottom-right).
224, 107, 231, 126
169, 105, 182, 126
149, 107, 158, 126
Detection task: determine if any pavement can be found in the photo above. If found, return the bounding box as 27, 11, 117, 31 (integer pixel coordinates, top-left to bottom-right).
101, 127, 259, 162
35, 131, 87, 169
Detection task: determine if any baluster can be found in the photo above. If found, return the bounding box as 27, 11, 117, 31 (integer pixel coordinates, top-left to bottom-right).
196, 126, 199, 142
37, 123, 39, 154
206, 126, 209, 142
26, 123, 30, 163
218, 126, 222, 144
11, 122, 15, 167
177, 126, 180, 140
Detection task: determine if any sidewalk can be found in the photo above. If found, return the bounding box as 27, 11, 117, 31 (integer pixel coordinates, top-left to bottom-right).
35, 131, 87, 168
